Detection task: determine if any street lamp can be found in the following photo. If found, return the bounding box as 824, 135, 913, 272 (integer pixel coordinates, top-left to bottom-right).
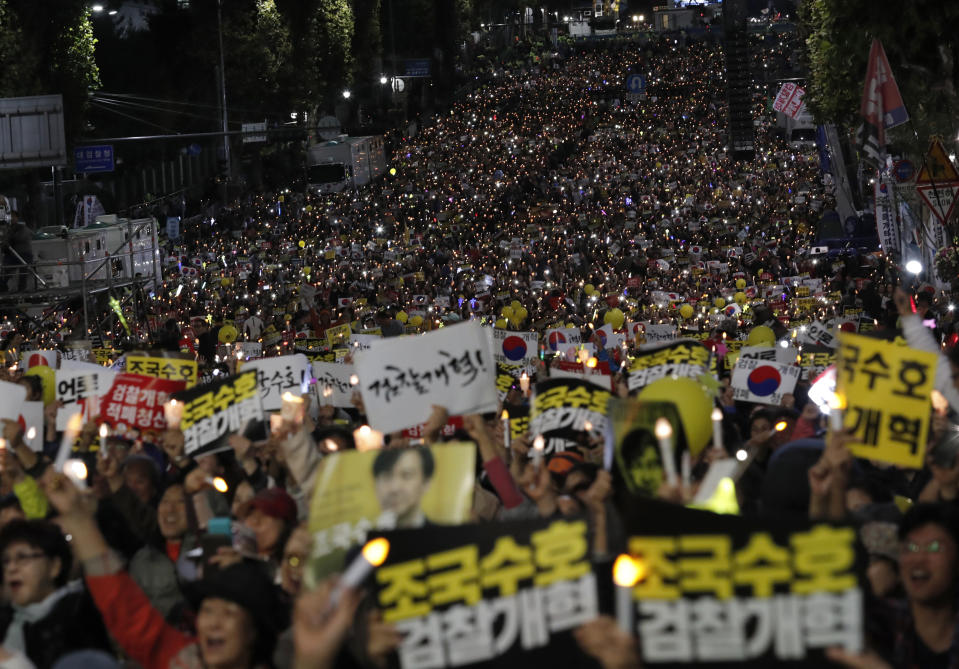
91, 4, 104, 11
379, 75, 388, 85
342, 90, 351, 99
906, 260, 923, 275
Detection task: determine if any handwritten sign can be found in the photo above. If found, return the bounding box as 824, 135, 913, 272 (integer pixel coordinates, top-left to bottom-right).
311, 361, 356, 408
242, 354, 311, 411
356, 320, 497, 435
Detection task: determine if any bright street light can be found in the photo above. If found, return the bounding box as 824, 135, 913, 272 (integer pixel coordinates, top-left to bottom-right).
906, 260, 923, 275
379, 75, 387, 84
342, 90, 351, 99
91, 3, 104, 11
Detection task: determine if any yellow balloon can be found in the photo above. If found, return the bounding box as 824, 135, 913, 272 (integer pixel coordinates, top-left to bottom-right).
220, 278, 231, 287
24, 366, 55, 405
511, 300, 522, 311
734, 292, 747, 304
218, 325, 238, 343
584, 284, 595, 296
495, 318, 508, 329
714, 298, 726, 309
639, 377, 713, 456
396, 310, 408, 324
516, 306, 528, 322
298, 240, 306, 248
607, 308, 625, 330
747, 325, 776, 346
409, 315, 424, 327
735, 278, 746, 289
679, 304, 694, 319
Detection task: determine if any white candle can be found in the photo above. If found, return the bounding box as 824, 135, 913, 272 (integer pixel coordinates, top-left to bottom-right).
655, 418, 677, 486
612, 554, 641, 635
829, 394, 845, 432
681, 451, 691, 491
99, 423, 109, 454
519, 372, 530, 396
711, 407, 723, 451
501, 409, 511, 450
55, 413, 84, 473
532, 434, 545, 469
327, 537, 390, 611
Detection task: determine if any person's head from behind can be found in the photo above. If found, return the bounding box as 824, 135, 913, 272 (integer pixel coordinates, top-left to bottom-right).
122, 455, 159, 504
0, 495, 24, 528
0, 519, 71, 607
372, 447, 434, 527
898, 503, 959, 607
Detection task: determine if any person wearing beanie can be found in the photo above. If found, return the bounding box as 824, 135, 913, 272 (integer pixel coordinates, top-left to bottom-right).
39, 471, 360, 669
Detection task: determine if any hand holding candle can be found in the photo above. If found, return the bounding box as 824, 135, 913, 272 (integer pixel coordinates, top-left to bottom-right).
655, 417, 677, 486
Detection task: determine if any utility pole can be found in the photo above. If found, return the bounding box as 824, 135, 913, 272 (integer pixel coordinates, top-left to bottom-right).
216, 0, 231, 181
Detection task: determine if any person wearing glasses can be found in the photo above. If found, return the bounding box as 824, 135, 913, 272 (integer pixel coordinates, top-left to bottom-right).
0, 519, 111, 668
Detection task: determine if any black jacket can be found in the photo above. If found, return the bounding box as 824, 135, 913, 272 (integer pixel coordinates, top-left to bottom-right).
0, 586, 112, 669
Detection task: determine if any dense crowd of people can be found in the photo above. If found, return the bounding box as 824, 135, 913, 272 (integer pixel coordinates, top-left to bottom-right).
0, 25, 953, 669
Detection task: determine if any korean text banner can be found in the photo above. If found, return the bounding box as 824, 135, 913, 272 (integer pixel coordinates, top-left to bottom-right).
495, 363, 523, 403
126, 352, 198, 388
530, 377, 611, 457
730, 358, 801, 406
836, 332, 935, 468
370, 517, 596, 669
356, 321, 497, 435
100, 373, 186, 437
311, 361, 356, 408
492, 329, 539, 365
242, 354, 311, 411
621, 498, 865, 667
627, 340, 710, 392
307, 443, 475, 583
172, 369, 264, 457
55, 364, 117, 429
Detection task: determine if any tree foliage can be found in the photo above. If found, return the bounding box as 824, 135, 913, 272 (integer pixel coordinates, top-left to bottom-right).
799, 0, 959, 155
0, 0, 99, 139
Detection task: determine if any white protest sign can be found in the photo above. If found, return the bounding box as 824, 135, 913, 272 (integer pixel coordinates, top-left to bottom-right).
55, 364, 117, 429
492, 329, 539, 365
803, 321, 838, 349
0, 381, 27, 421
593, 324, 626, 350
730, 358, 801, 406
311, 361, 357, 408
241, 354, 311, 411
20, 350, 58, 369
644, 324, 678, 342
544, 327, 581, 352
18, 401, 44, 452
349, 334, 381, 352
739, 345, 799, 365
237, 342, 262, 360
356, 320, 497, 434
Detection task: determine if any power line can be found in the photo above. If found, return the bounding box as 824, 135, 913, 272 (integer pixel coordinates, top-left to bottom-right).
89, 100, 180, 133
91, 95, 223, 125
94, 91, 290, 118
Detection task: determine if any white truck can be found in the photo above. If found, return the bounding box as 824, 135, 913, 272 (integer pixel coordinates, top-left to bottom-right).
307, 135, 387, 194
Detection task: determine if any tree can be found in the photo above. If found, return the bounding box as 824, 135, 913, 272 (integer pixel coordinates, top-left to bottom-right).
799, 0, 959, 155
1, 0, 99, 140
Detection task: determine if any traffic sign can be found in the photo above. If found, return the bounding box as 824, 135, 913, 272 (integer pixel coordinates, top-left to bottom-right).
915, 138, 959, 184
892, 159, 914, 183
626, 73, 646, 94
74, 145, 114, 173
316, 116, 341, 141
916, 182, 959, 225
242, 120, 267, 144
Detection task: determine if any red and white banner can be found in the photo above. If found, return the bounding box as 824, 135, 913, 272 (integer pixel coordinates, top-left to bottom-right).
100, 373, 187, 434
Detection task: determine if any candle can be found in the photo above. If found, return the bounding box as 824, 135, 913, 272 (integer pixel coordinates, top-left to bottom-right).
163, 399, 184, 429
519, 371, 530, 396
532, 434, 545, 469
327, 537, 390, 611
206, 476, 228, 493
612, 554, 642, 634
63, 458, 88, 489
55, 413, 84, 473
654, 418, 677, 486
501, 409, 511, 450
99, 424, 109, 454
711, 407, 723, 451
354, 425, 384, 451
681, 451, 691, 491
281, 392, 304, 422
829, 393, 845, 432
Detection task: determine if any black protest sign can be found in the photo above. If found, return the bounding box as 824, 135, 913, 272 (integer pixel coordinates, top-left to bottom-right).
626, 340, 710, 392
620, 498, 865, 667
530, 377, 611, 457
371, 517, 597, 669
173, 369, 264, 457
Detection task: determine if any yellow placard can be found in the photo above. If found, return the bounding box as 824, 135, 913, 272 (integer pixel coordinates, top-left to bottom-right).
325, 324, 352, 347
126, 354, 198, 388
836, 332, 936, 468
